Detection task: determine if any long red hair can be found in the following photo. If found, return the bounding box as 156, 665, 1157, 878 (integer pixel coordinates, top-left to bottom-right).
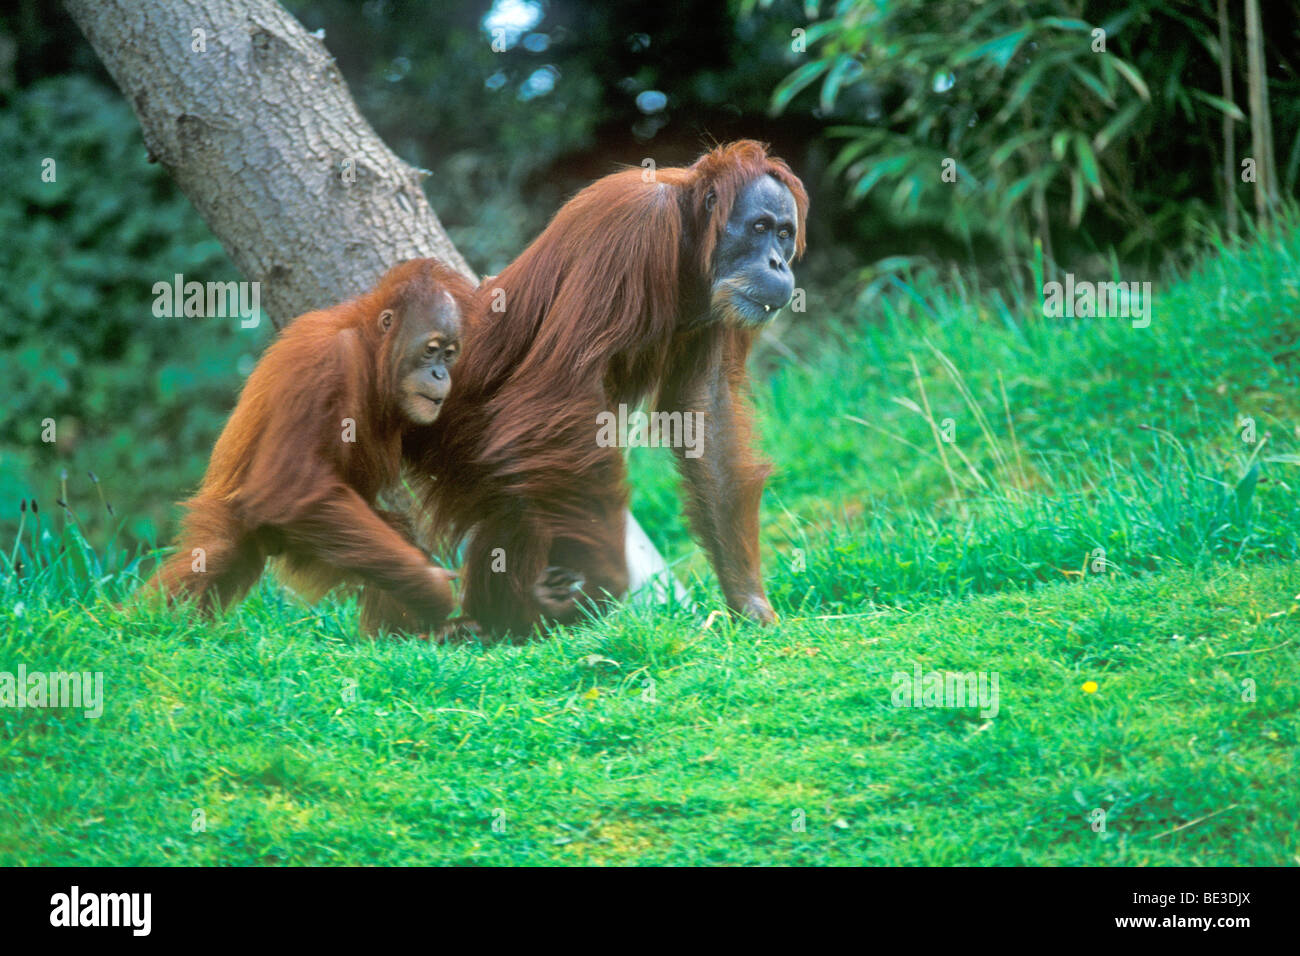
418, 142, 808, 625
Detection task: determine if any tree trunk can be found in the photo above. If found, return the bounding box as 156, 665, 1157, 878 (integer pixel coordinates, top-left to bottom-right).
64, 0, 686, 607
1244, 0, 1278, 224
1216, 0, 1237, 236
64, 0, 469, 327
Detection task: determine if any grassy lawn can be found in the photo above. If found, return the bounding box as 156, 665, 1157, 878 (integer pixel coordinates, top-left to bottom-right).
3, 222, 1298, 865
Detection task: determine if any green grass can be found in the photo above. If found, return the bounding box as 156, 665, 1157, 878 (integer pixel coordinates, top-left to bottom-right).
1, 559, 1296, 865
3, 221, 1299, 865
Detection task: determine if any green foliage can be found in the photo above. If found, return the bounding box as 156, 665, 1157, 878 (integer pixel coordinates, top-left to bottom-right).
282, 0, 812, 273
768, 0, 1299, 266
0, 500, 144, 608
0, 75, 268, 547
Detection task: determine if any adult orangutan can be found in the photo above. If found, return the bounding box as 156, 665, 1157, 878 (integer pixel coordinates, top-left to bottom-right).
155, 258, 474, 636
418, 140, 808, 636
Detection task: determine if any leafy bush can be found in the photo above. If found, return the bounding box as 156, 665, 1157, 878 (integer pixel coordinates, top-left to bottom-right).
0, 75, 267, 548
767, 0, 1299, 267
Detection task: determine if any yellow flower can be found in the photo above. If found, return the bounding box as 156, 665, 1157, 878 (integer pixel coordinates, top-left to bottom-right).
1082, 681, 1098, 694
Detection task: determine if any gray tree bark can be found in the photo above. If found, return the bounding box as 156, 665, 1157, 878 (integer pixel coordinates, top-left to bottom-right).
65, 0, 686, 606
64, 0, 469, 327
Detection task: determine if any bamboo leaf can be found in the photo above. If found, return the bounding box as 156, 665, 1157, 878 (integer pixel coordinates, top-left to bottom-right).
771, 59, 831, 115
1109, 57, 1150, 102
820, 54, 863, 115
954, 28, 1029, 70
1092, 101, 1143, 152
1051, 130, 1071, 161
990, 129, 1049, 167
849, 155, 912, 200
1069, 63, 1115, 107
1074, 135, 1104, 198
1189, 88, 1247, 122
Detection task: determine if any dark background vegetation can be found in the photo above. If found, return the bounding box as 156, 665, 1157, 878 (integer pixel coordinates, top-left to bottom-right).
2, 0, 1297, 551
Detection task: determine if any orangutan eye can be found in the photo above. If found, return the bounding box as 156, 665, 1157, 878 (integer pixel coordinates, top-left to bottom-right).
424, 341, 440, 356
753, 221, 767, 233
778, 227, 791, 239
